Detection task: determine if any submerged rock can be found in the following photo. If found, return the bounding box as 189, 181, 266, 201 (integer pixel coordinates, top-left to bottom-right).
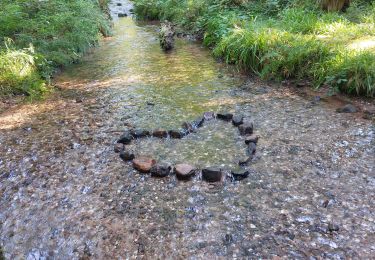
117, 131, 134, 144
203, 112, 215, 121
169, 130, 184, 139
336, 104, 357, 113
239, 157, 253, 166
238, 121, 254, 135
231, 169, 250, 181
192, 117, 204, 128
247, 142, 257, 156
150, 163, 172, 177
202, 167, 223, 182
182, 122, 194, 133
217, 113, 233, 121
153, 129, 168, 138
120, 151, 135, 161
132, 129, 150, 138
114, 143, 124, 153
174, 164, 196, 180
232, 115, 244, 126
133, 157, 156, 173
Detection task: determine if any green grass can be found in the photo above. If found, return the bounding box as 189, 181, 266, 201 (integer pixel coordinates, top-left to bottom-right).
0, 0, 111, 97
133, 0, 375, 97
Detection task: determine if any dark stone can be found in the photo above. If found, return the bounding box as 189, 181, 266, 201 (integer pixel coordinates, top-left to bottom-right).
203, 112, 215, 121
238, 121, 254, 135
114, 143, 124, 153
132, 129, 150, 138
182, 122, 194, 133
133, 157, 157, 173
202, 167, 223, 182
231, 169, 250, 181
328, 222, 340, 232
247, 142, 257, 156
245, 135, 259, 144
217, 113, 233, 121
152, 129, 168, 138
169, 130, 184, 139
117, 131, 134, 144
159, 22, 175, 51
118, 13, 128, 17
232, 115, 244, 126
336, 104, 357, 113
363, 109, 375, 120
120, 151, 135, 161
192, 117, 204, 128
174, 164, 196, 180
117, 3, 122, 6
150, 163, 172, 177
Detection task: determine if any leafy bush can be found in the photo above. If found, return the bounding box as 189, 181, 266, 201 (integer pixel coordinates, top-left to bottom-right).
0, 0, 111, 97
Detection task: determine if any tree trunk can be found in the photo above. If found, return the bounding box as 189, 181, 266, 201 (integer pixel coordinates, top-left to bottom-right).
320, 0, 350, 11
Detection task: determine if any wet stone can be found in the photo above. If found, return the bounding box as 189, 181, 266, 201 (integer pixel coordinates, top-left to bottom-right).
169, 130, 184, 139
231, 169, 250, 181
132, 129, 150, 138
182, 122, 194, 133
152, 129, 168, 138
120, 151, 135, 161
239, 157, 252, 166
117, 131, 134, 144
133, 157, 156, 173
336, 104, 357, 113
217, 113, 233, 121
328, 222, 340, 232
114, 143, 124, 153
247, 142, 257, 156
245, 135, 259, 144
232, 115, 244, 126
118, 13, 127, 17
203, 112, 215, 121
192, 117, 204, 128
238, 121, 254, 136
202, 167, 223, 182
150, 163, 172, 178
174, 164, 196, 180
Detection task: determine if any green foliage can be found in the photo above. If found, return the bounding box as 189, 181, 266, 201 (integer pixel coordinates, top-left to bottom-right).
133, 0, 375, 97
0, 0, 111, 97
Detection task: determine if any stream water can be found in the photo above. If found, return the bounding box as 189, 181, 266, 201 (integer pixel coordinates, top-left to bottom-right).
0, 1, 374, 259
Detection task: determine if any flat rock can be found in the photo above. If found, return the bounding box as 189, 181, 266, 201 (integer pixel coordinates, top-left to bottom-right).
336, 104, 357, 113
132, 129, 150, 138
232, 115, 244, 126
202, 167, 223, 182
231, 169, 250, 181
150, 163, 172, 177
152, 129, 168, 138
120, 151, 135, 161
217, 113, 233, 121
203, 112, 215, 121
117, 131, 134, 144
174, 164, 196, 180
245, 135, 259, 144
133, 157, 156, 173
238, 121, 254, 135
169, 130, 184, 139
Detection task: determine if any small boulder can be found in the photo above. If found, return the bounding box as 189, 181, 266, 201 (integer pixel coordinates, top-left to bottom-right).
182, 122, 194, 133
238, 121, 254, 136
245, 135, 259, 144
117, 131, 134, 144
132, 130, 150, 138
239, 157, 252, 166
247, 142, 257, 156
133, 157, 156, 173
202, 167, 223, 182
150, 163, 172, 177
203, 112, 215, 121
174, 164, 196, 180
231, 169, 250, 181
217, 113, 233, 121
336, 104, 357, 113
153, 129, 168, 138
120, 150, 135, 161
114, 143, 124, 153
232, 115, 244, 126
118, 13, 128, 17
169, 130, 184, 139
